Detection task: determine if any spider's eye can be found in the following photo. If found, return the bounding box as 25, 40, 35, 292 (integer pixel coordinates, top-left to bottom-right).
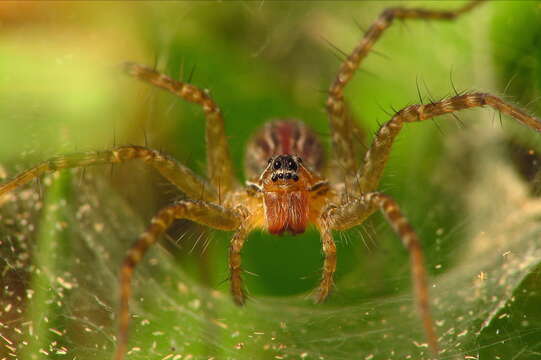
277, 173, 284, 179
273, 160, 282, 170
271, 174, 278, 182
292, 174, 299, 181
286, 159, 297, 171
285, 172, 292, 179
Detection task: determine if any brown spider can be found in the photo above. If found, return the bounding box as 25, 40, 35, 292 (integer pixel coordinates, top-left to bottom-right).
1, 0, 541, 359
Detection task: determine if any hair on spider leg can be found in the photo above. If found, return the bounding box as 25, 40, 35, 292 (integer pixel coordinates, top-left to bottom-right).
321, 35, 379, 79
190, 227, 213, 255
151, 52, 160, 72
352, 16, 393, 62
420, 77, 437, 105
141, 125, 149, 148
430, 118, 445, 137
315, 87, 332, 96
242, 268, 260, 279
298, 267, 321, 282
164, 95, 180, 118
351, 227, 370, 252
199, 232, 215, 256
450, 111, 466, 130
352, 16, 367, 36
162, 231, 181, 251
369, 47, 392, 61
187, 63, 197, 84
215, 274, 231, 289
320, 36, 349, 62
372, 118, 383, 132
523, 95, 541, 111
353, 125, 368, 147
168, 221, 208, 255
388, 104, 400, 116
415, 75, 424, 104
502, 72, 519, 97
448, 67, 461, 98
337, 230, 347, 248
375, 102, 393, 118
178, 56, 185, 82
339, 228, 357, 249
361, 222, 379, 251
171, 227, 190, 250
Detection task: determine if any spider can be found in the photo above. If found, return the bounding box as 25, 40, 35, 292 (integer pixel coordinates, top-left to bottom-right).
1, 0, 541, 359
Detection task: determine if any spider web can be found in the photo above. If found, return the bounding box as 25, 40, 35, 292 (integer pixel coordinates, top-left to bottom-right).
2, 128, 541, 360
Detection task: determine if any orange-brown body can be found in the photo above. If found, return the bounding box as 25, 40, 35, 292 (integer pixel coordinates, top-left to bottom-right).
264, 191, 309, 234
245, 120, 329, 235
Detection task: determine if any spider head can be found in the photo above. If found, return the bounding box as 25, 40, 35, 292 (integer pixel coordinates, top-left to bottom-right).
260, 154, 313, 191
270, 155, 299, 180
257, 154, 315, 235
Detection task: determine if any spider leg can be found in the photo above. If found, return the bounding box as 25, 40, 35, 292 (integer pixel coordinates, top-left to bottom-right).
229, 222, 251, 305
328, 102, 368, 186
326, 0, 485, 191
124, 62, 236, 194
114, 200, 241, 360
357, 92, 541, 193
314, 220, 337, 304
0, 145, 218, 202
324, 192, 437, 354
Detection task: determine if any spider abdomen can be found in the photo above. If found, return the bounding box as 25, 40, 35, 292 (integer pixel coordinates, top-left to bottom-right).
245, 120, 324, 179
264, 190, 309, 235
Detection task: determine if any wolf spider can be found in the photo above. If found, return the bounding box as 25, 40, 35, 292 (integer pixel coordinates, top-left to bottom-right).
1, 0, 541, 359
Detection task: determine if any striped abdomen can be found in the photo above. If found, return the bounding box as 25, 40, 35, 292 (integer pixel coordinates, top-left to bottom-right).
245, 120, 324, 179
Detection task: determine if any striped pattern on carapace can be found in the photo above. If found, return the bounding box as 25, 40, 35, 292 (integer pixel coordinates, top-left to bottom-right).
244, 120, 324, 179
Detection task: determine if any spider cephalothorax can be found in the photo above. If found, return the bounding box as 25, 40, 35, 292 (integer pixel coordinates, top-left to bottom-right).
2, 1, 541, 359
246, 121, 329, 235
246, 120, 330, 235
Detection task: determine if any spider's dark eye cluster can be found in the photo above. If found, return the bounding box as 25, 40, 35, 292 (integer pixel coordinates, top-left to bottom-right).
286, 158, 297, 171
271, 173, 299, 182
270, 155, 299, 182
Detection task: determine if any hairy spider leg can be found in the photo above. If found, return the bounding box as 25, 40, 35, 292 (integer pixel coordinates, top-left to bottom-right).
314, 221, 337, 303
0, 145, 217, 201
229, 222, 252, 305
358, 93, 541, 194
324, 192, 437, 353
326, 0, 486, 191
124, 62, 237, 194
114, 200, 241, 360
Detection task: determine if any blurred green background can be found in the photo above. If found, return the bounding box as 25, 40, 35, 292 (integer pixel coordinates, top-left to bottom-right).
1, 1, 541, 359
